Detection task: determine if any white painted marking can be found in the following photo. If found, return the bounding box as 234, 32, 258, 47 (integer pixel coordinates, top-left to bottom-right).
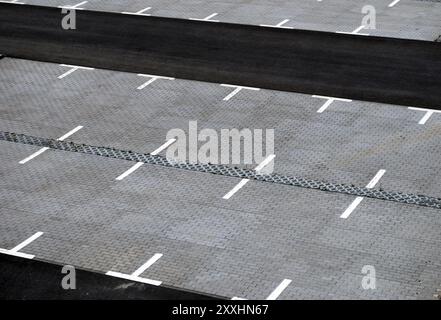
122, 7, 152, 16
10, 232, 44, 253
312, 95, 352, 113
408, 107, 441, 125
223, 155, 275, 199
0, 249, 34, 259
266, 279, 292, 300
340, 196, 364, 219
352, 25, 366, 34
0, 232, 44, 260
189, 13, 219, 22
223, 179, 250, 200
317, 99, 334, 113
260, 19, 293, 29
388, 0, 400, 7
336, 25, 369, 36
255, 154, 276, 172
19, 147, 50, 164
57, 68, 77, 79
418, 111, 434, 125
106, 253, 163, 286
220, 84, 260, 101
132, 253, 163, 277
136, 74, 174, 90
106, 271, 162, 286
116, 139, 176, 180
116, 162, 144, 181
57, 125, 83, 141
151, 139, 176, 155
58, 64, 94, 79
231, 297, 248, 300
19, 126, 83, 164
223, 87, 243, 101
365, 169, 386, 189
340, 169, 386, 219
58, 1, 87, 10
0, 0, 24, 4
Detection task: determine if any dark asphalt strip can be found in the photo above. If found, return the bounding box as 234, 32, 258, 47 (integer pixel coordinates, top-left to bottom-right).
0, 254, 221, 300
1, 3, 441, 109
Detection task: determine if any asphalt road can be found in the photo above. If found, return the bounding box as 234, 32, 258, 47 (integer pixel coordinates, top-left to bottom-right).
1, 3, 441, 109
0, 254, 219, 299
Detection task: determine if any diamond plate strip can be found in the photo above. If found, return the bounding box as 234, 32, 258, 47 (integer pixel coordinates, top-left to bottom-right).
2, 131, 441, 210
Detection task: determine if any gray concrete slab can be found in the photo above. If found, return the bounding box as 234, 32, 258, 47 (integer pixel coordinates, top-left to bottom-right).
1, 57, 441, 299
7, 0, 441, 41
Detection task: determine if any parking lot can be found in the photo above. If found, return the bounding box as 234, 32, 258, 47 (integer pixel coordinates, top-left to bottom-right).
1, 55, 441, 299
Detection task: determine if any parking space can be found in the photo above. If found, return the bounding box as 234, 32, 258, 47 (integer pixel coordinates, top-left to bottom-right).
2, 0, 441, 40
2, 57, 441, 199
1, 137, 441, 299
1, 53, 441, 299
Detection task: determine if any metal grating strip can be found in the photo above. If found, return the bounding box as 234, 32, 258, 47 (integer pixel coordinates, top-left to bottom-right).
2, 131, 441, 210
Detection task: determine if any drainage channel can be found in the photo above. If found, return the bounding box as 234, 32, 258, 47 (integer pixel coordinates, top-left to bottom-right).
2, 131, 441, 210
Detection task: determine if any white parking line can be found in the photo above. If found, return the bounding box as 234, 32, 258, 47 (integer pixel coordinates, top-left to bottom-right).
312, 95, 352, 113
57, 125, 83, 141
223, 154, 275, 199
122, 7, 152, 16
232, 278, 292, 300
223, 179, 250, 200
388, 0, 400, 7
340, 169, 386, 219
220, 84, 260, 101
260, 19, 293, 29
189, 13, 219, 22
0, 232, 43, 260
266, 279, 292, 300
58, 64, 94, 79
58, 1, 87, 10
116, 162, 144, 181
116, 139, 176, 180
151, 138, 177, 155
106, 253, 163, 286
136, 74, 175, 90
0, 0, 24, 4
131, 253, 163, 277
408, 107, 441, 125
105, 272, 162, 285
19, 147, 50, 165
19, 126, 83, 164
336, 25, 369, 36
254, 154, 276, 172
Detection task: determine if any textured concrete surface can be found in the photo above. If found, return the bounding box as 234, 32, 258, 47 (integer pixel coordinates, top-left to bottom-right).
2, 3, 441, 109
1, 57, 441, 299
9, 0, 441, 41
